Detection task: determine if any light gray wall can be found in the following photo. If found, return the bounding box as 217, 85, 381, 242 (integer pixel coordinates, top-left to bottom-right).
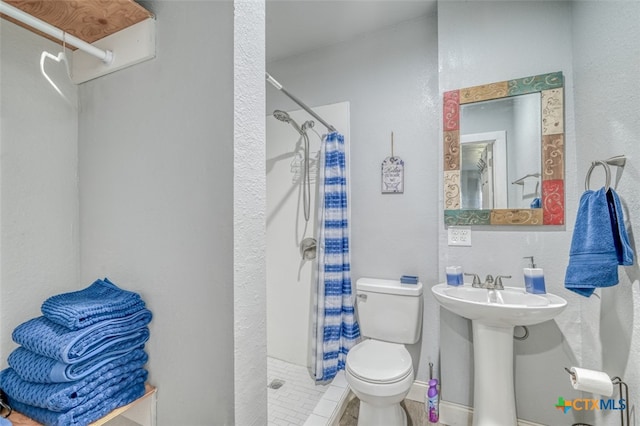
78, 2, 235, 424
267, 12, 441, 382
438, 1, 583, 425
233, 1, 268, 425
572, 2, 640, 424
0, 21, 80, 365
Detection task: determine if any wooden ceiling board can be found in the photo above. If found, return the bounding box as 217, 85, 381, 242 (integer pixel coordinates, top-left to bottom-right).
1, 0, 153, 46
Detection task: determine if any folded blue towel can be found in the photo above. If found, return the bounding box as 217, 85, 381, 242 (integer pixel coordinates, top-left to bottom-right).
8, 345, 146, 383
400, 275, 419, 284
7, 380, 146, 426
12, 310, 151, 364
41, 278, 146, 330
0, 350, 147, 412
565, 188, 634, 297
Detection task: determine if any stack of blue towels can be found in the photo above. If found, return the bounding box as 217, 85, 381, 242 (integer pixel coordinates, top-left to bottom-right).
0, 278, 152, 426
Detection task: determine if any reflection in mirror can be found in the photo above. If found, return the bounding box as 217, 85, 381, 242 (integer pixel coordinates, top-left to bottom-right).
460, 141, 491, 209
461, 94, 540, 209
443, 71, 565, 226
460, 131, 507, 209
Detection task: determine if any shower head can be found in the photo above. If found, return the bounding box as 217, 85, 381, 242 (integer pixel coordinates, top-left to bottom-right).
273, 110, 291, 123
273, 109, 303, 135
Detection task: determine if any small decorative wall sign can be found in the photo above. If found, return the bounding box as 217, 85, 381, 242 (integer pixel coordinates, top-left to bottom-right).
381, 132, 404, 193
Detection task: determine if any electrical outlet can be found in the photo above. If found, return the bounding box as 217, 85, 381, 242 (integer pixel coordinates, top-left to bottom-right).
448, 226, 472, 246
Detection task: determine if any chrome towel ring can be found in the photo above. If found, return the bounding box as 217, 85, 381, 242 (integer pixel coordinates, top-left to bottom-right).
584, 160, 611, 191
584, 155, 627, 192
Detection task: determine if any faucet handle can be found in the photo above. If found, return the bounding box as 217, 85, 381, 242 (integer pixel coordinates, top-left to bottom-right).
494, 275, 512, 290
464, 273, 481, 287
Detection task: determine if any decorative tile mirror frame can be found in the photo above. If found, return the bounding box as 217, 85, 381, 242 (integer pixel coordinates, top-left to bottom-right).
443, 71, 565, 226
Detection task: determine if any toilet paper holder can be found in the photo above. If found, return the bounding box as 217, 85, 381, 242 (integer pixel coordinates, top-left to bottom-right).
564, 367, 629, 426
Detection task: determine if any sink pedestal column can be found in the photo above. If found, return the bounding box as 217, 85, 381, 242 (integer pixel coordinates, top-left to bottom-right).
472, 322, 517, 426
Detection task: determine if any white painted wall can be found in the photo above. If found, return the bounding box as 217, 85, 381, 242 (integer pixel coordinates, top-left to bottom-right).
267, 13, 440, 382
438, 2, 584, 425
0, 21, 79, 364
234, 1, 268, 425
572, 2, 640, 424
266, 103, 350, 367
77, 2, 237, 424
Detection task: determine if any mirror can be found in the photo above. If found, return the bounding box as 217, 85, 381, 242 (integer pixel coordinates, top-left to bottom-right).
443, 72, 565, 225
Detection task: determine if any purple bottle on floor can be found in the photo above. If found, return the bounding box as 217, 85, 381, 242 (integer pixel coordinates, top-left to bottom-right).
427, 379, 439, 423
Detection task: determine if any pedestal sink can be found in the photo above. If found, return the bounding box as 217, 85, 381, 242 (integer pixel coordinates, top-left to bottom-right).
431, 284, 567, 426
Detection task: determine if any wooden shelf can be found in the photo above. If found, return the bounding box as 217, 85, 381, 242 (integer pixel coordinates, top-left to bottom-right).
3, 384, 157, 426
1, 0, 153, 48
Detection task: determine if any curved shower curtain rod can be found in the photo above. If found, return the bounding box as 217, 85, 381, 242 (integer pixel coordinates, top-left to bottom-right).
266, 72, 337, 133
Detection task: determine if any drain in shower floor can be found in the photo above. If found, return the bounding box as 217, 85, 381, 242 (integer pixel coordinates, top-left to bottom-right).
268, 379, 285, 389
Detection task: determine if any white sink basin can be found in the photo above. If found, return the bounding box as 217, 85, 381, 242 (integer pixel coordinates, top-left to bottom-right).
432, 283, 568, 425
432, 283, 567, 327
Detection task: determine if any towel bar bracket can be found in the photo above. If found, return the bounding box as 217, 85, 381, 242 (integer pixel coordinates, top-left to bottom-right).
584, 155, 627, 191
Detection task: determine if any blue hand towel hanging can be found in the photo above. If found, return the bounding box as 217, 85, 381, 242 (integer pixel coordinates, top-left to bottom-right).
565, 187, 633, 297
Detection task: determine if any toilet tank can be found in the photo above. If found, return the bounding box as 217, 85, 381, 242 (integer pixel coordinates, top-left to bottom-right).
355, 277, 423, 344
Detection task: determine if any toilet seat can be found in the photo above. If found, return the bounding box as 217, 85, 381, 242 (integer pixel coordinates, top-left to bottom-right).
346, 340, 413, 384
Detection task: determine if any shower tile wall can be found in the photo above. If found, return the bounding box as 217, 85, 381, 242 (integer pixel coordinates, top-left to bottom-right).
268, 357, 329, 425
266, 102, 350, 366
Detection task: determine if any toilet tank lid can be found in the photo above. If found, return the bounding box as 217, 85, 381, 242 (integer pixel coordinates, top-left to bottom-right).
356, 277, 423, 296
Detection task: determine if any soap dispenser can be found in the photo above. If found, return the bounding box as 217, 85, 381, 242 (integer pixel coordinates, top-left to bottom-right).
523, 256, 546, 294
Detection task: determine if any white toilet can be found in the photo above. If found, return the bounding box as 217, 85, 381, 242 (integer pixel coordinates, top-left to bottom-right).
345, 277, 423, 426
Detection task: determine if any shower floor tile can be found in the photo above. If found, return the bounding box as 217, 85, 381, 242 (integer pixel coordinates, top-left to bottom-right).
268, 357, 330, 425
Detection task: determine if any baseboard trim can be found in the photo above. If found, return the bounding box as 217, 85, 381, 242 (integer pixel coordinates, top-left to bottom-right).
407, 381, 545, 426
406, 380, 428, 403
329, 387, 355, 426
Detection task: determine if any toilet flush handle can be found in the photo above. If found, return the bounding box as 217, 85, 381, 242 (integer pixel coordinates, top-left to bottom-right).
357, 293, 367, 302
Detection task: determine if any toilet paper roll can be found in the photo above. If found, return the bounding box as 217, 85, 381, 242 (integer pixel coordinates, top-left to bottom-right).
570, 367, 614, 397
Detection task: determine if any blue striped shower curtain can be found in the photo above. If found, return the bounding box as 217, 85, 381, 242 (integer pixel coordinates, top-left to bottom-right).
311, 132, 360, 383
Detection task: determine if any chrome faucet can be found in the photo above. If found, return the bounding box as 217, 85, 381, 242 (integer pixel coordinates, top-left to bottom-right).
494, 275, 512, 290
464, 273, 483, 288
464, 273, 511, 289
484, 274, 494, 288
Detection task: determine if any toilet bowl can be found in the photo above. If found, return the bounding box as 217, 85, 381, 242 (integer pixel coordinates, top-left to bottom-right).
346, 339, 414, 425
345, 278, 423, 426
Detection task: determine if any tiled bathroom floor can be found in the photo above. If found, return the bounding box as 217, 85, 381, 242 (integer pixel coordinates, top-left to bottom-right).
268, 357, 330, 425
